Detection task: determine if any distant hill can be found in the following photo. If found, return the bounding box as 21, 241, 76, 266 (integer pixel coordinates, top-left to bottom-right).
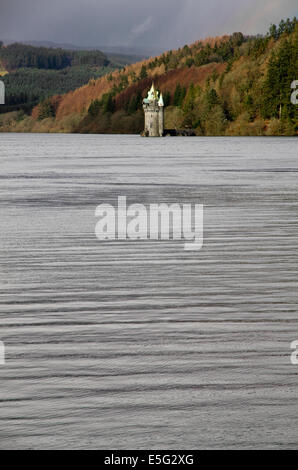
1, 18, 297, 135
2, 39, 151, 63
0, 43, 109, 72
104, 53, 148, 67
2, 39, 89, 50
0, 42, 146, 114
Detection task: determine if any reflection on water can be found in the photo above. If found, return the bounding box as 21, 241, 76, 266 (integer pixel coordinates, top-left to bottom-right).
0, 134, 297, 449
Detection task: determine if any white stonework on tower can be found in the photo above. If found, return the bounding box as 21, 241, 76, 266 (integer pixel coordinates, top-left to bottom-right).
143, 83, 164, 137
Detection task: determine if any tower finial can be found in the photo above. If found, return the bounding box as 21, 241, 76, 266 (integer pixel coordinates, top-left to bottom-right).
147, 82, 158, 101
158, 92, 164, 107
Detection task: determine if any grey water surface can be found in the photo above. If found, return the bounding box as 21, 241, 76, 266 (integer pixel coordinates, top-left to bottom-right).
0, 134, 297, 449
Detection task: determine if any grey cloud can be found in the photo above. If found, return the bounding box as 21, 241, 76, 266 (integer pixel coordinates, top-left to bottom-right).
131, 17, 153, 36
0, 0, 297, 51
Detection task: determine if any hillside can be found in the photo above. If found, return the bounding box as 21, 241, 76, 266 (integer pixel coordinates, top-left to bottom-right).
0, 43, 117, 114
0, 18, 297, 135
0, 43, 142, 114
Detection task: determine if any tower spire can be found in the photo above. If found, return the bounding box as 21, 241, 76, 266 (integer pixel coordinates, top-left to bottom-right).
158, 92, 164, 107
147, 82, 158, 101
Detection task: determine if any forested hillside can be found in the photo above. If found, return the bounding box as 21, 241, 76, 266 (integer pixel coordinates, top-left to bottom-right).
0, 43, 117, 113
1, 18, 297, 135
0, 66, 116, 113
0, 43, 109, 71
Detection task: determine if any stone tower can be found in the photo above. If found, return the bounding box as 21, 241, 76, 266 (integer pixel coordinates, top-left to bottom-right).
143, 83, 164, 137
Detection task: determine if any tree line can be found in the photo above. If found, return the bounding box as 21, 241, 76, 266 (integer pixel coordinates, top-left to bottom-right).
0, 43, 109, 71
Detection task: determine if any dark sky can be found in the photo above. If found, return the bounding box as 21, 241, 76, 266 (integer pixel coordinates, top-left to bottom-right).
0, 0, 297, 50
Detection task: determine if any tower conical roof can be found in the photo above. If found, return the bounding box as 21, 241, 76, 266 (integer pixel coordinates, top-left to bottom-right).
147, 82, 159, 101
158, 92, 164, 107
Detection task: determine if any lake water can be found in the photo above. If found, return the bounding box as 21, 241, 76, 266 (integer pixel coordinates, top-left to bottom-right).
0, 134, 297, 449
